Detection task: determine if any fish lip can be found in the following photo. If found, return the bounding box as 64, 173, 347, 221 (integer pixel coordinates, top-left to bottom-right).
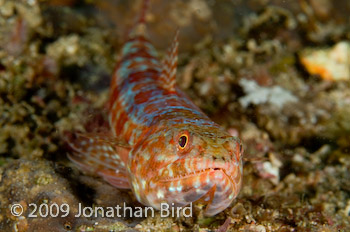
156, 153, 239, 183
157, 167, 229, 182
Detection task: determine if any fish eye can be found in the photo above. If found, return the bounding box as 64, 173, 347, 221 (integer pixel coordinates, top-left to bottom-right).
178, 134, 188, 149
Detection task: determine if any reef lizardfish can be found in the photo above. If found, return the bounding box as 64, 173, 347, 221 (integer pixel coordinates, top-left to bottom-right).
67, 0, 243, 216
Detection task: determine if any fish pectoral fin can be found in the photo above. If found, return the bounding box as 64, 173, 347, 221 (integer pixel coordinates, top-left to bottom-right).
66, 132, 131, 189
158, 29, 179, 92
97, 169, 131, 189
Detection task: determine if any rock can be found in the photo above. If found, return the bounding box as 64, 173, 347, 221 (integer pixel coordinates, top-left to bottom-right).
238, 79, 298, 109
300, 41, 350, 81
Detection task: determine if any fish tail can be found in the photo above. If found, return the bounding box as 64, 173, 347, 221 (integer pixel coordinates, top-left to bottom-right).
128, 0, 151, 38
110, 0, 161, 107
138, 0, 150, 25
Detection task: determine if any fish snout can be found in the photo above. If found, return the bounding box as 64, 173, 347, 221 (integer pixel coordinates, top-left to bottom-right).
144, 156, 243, 216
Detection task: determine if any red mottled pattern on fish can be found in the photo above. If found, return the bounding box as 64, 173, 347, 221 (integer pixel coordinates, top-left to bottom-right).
67, 0, 243, 216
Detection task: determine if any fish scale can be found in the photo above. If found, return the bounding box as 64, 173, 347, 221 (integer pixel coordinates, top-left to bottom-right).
67, 0, 243, 216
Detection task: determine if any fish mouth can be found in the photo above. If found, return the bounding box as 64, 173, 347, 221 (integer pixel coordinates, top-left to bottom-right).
158, 167, 229, 182
147, 160, 242, 216
157, 156, 238, 182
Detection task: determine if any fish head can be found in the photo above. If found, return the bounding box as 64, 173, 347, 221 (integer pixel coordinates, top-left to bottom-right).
130, 123, 243, 216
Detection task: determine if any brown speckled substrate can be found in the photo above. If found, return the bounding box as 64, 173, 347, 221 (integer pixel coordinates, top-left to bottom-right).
0, 0, 349, 231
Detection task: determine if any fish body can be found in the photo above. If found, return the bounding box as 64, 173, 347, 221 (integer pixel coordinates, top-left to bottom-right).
68, 0, 243, 216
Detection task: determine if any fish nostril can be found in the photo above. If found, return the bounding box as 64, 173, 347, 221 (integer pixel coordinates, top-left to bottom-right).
213, 168, 220, 171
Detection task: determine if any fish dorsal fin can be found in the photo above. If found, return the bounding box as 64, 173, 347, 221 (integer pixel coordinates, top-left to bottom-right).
159, 30, 179, 92
128, 0, 150, 38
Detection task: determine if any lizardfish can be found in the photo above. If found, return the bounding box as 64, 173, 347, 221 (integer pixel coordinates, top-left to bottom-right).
67, 0, 243, 216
